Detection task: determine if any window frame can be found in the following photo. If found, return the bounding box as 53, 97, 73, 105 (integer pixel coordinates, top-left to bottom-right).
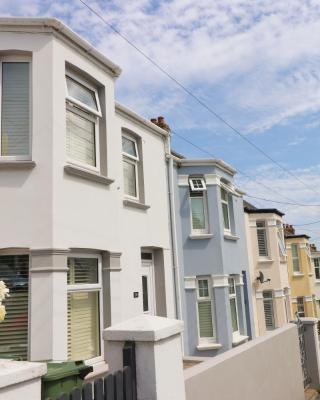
196, 277, 217, 344
0, 56, 32, 161
189, 180, 209, 234
220, 187, 232, 233
189, 177, 206, 192
228, 277, 240, 337
314, 258, 320, 280
256, 220, 269, 258
291, 243, 301, 273
277, 221, 286, 258
122, 133, 140, 201
65, 72, 101, 172
263, 291, 275, 330
67, 253, 103, 364
297, 297, 305, 317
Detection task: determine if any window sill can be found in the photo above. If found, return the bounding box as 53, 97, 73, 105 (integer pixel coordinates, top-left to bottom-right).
64, 165, 114, 185
189, 234, 213, 240
0, 160, 36, 169
123, 199, 150, 210
197, 343, 222, 351
258, 258, 274, 263
232, 335, 249, 346
315, 279, 320, 284
293, 272, 304, 277
224, 233, 239, 241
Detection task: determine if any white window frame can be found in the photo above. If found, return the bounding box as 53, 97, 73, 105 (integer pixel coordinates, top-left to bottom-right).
314, 258, 320, 280
277, 221, 286, 258
291, 244, 301, 274
65, 72, 101, 172
297, 297, 305, 317
221, 187, 232, 234
0, 56, 32, 161
256, 220, 269, 258
67, 253, 103, 364
189, 177, 206, 192
189, 183, 209, 235
122, 133, 140, 201
196, 277, 216, 344
228, 277, 240, 337
263, 291, 276, 330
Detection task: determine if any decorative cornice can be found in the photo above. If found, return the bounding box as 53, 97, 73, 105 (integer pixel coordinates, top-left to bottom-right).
204, 174, 220, 186
273, 289, 285, 298
184, 276, 197, 290
178, 175, 189, 186
267, 220, 277, 227
212, 275, 229, 288
234, 275, 244, 286
255, 291, 264, 299
305, 296, 313, 302
30, 248, 70, 256
107, 252, 122, 271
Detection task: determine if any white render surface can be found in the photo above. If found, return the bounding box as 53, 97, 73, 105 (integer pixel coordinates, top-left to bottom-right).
104, 314, 184, 342
105, 316, 186, 400
0, 19, 175, 362
184, 324, 304, 400
0, 360, 46, 400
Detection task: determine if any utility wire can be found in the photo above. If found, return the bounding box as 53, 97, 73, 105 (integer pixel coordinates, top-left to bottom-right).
245, 195, 320, 207
292, 219, 320, 227
77, 0, 320, 197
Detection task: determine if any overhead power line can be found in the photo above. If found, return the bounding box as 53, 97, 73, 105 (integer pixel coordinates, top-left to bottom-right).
78, 0, 320, 198
245, 195, 320, 207
292, 219, 320, 227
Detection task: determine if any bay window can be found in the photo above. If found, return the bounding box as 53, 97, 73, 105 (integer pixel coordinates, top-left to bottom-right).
221, 187, 232, 232
314, 258, 320, 280
189, 178, 208, 234
67, 256, 102, 361
196, 278, 216, 343
0, 255, 29, 359
122, 134, 139, 199
277, 221, 286, 258
263, 291, 275, 330
256, 221, 268, 257
291, 244, 300, 273
66, 73, 101, 170
0, 59, 31, 159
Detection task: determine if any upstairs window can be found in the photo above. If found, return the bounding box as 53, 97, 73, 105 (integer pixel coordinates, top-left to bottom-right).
256, 221, 268, 257
277, 221, 286, 258
221, 187, 232, 233
297, 297, 305, 317
228, 277, 239, 335
189, 178, 208, 234
66, 73, 101, 170
314, 258, 320, 280
0, 60, 31, 159
122, 134, 139, 199
291, 244, 301, 273
263, 291, 275, 330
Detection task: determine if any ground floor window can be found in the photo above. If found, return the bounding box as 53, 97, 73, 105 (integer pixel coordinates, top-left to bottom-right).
67, 256, 101, 361
0, 255, 29, 359
297, 297, 305, 317
263, 291, 275, 330
228, 277, 240, 335
196, 277, 217, 343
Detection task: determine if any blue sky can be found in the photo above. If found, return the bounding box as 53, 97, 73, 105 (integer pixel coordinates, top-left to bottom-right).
2, 0, 320, 243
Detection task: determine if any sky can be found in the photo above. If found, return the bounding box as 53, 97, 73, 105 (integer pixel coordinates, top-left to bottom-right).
2, 0, 320, 244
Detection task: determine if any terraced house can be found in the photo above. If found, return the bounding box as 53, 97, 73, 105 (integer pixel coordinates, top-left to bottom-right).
0, 18, 175, 370
170, 154, 255, 356
244, 204, 292, 336
285, 225, 318, 319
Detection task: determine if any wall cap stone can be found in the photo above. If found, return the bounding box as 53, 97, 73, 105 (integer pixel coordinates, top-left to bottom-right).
0, 359, 47, 389
103, 315, 184, 342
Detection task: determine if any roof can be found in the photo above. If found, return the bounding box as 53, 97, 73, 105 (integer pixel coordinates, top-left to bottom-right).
244, 207, 285, 217
285, 234, 310, 240
178, 158, 237, 176
0, 17, 122, 77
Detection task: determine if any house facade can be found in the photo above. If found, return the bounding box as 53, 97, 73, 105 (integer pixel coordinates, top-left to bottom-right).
171, 157, 254, 356
310, 244, 320, 317
0, 18, 175, 367
285, 226, 317, 318
244, 205, 292, 336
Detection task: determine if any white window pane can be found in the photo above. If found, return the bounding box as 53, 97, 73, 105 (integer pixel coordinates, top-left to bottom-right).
123, 159, 137, 197
191, 197, 206, 230
68, 291, 100, 360
67, 258, 98, 285
66, 76, 98, 111
198, 301, 213, 338
292, 244, 300, 272
1, 63, 30, 156
257, 224, 268, 257
222, 203, 230, 230
263, 292, 275, 330
122, 136, 137, 158
230, 298, 238, 332
198, 279, 209, 298
66, 110, 96, 167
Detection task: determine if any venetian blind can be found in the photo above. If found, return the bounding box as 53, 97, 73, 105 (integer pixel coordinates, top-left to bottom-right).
66, 109, 96, 167
257, 221, 268, 257
291, 244, 300, 272
198, 301, 214, 339
0, 255, 29, 360
1, 63, 30, 156
263, 292, 275, 330
190, 191, 206, 230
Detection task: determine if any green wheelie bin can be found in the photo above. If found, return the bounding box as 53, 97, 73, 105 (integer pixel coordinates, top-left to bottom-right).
41, 361, 93, 400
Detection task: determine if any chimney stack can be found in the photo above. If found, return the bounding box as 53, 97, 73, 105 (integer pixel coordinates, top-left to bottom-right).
284, 224, 295, 236
150, 116, 171, 132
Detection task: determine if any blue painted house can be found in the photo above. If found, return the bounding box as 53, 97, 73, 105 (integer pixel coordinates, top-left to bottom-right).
172, 155, 255, 356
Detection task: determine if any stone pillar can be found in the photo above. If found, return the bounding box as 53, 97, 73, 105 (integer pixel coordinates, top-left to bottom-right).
29, 249, 68, 361
103, 252, 122, 327
103, 315, 186, 400
301, 317, 320, 387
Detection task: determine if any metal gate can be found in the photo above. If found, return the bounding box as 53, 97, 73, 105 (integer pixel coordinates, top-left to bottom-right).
294, 314, 311, 388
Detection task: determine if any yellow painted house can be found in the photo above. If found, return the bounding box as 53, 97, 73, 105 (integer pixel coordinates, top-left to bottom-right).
285, 225, 318, 318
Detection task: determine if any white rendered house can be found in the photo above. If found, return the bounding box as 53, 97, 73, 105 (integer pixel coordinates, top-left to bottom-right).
0, 18, 175, 367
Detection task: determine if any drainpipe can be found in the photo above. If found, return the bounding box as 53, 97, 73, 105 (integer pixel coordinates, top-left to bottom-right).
165, 135, 183, 324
